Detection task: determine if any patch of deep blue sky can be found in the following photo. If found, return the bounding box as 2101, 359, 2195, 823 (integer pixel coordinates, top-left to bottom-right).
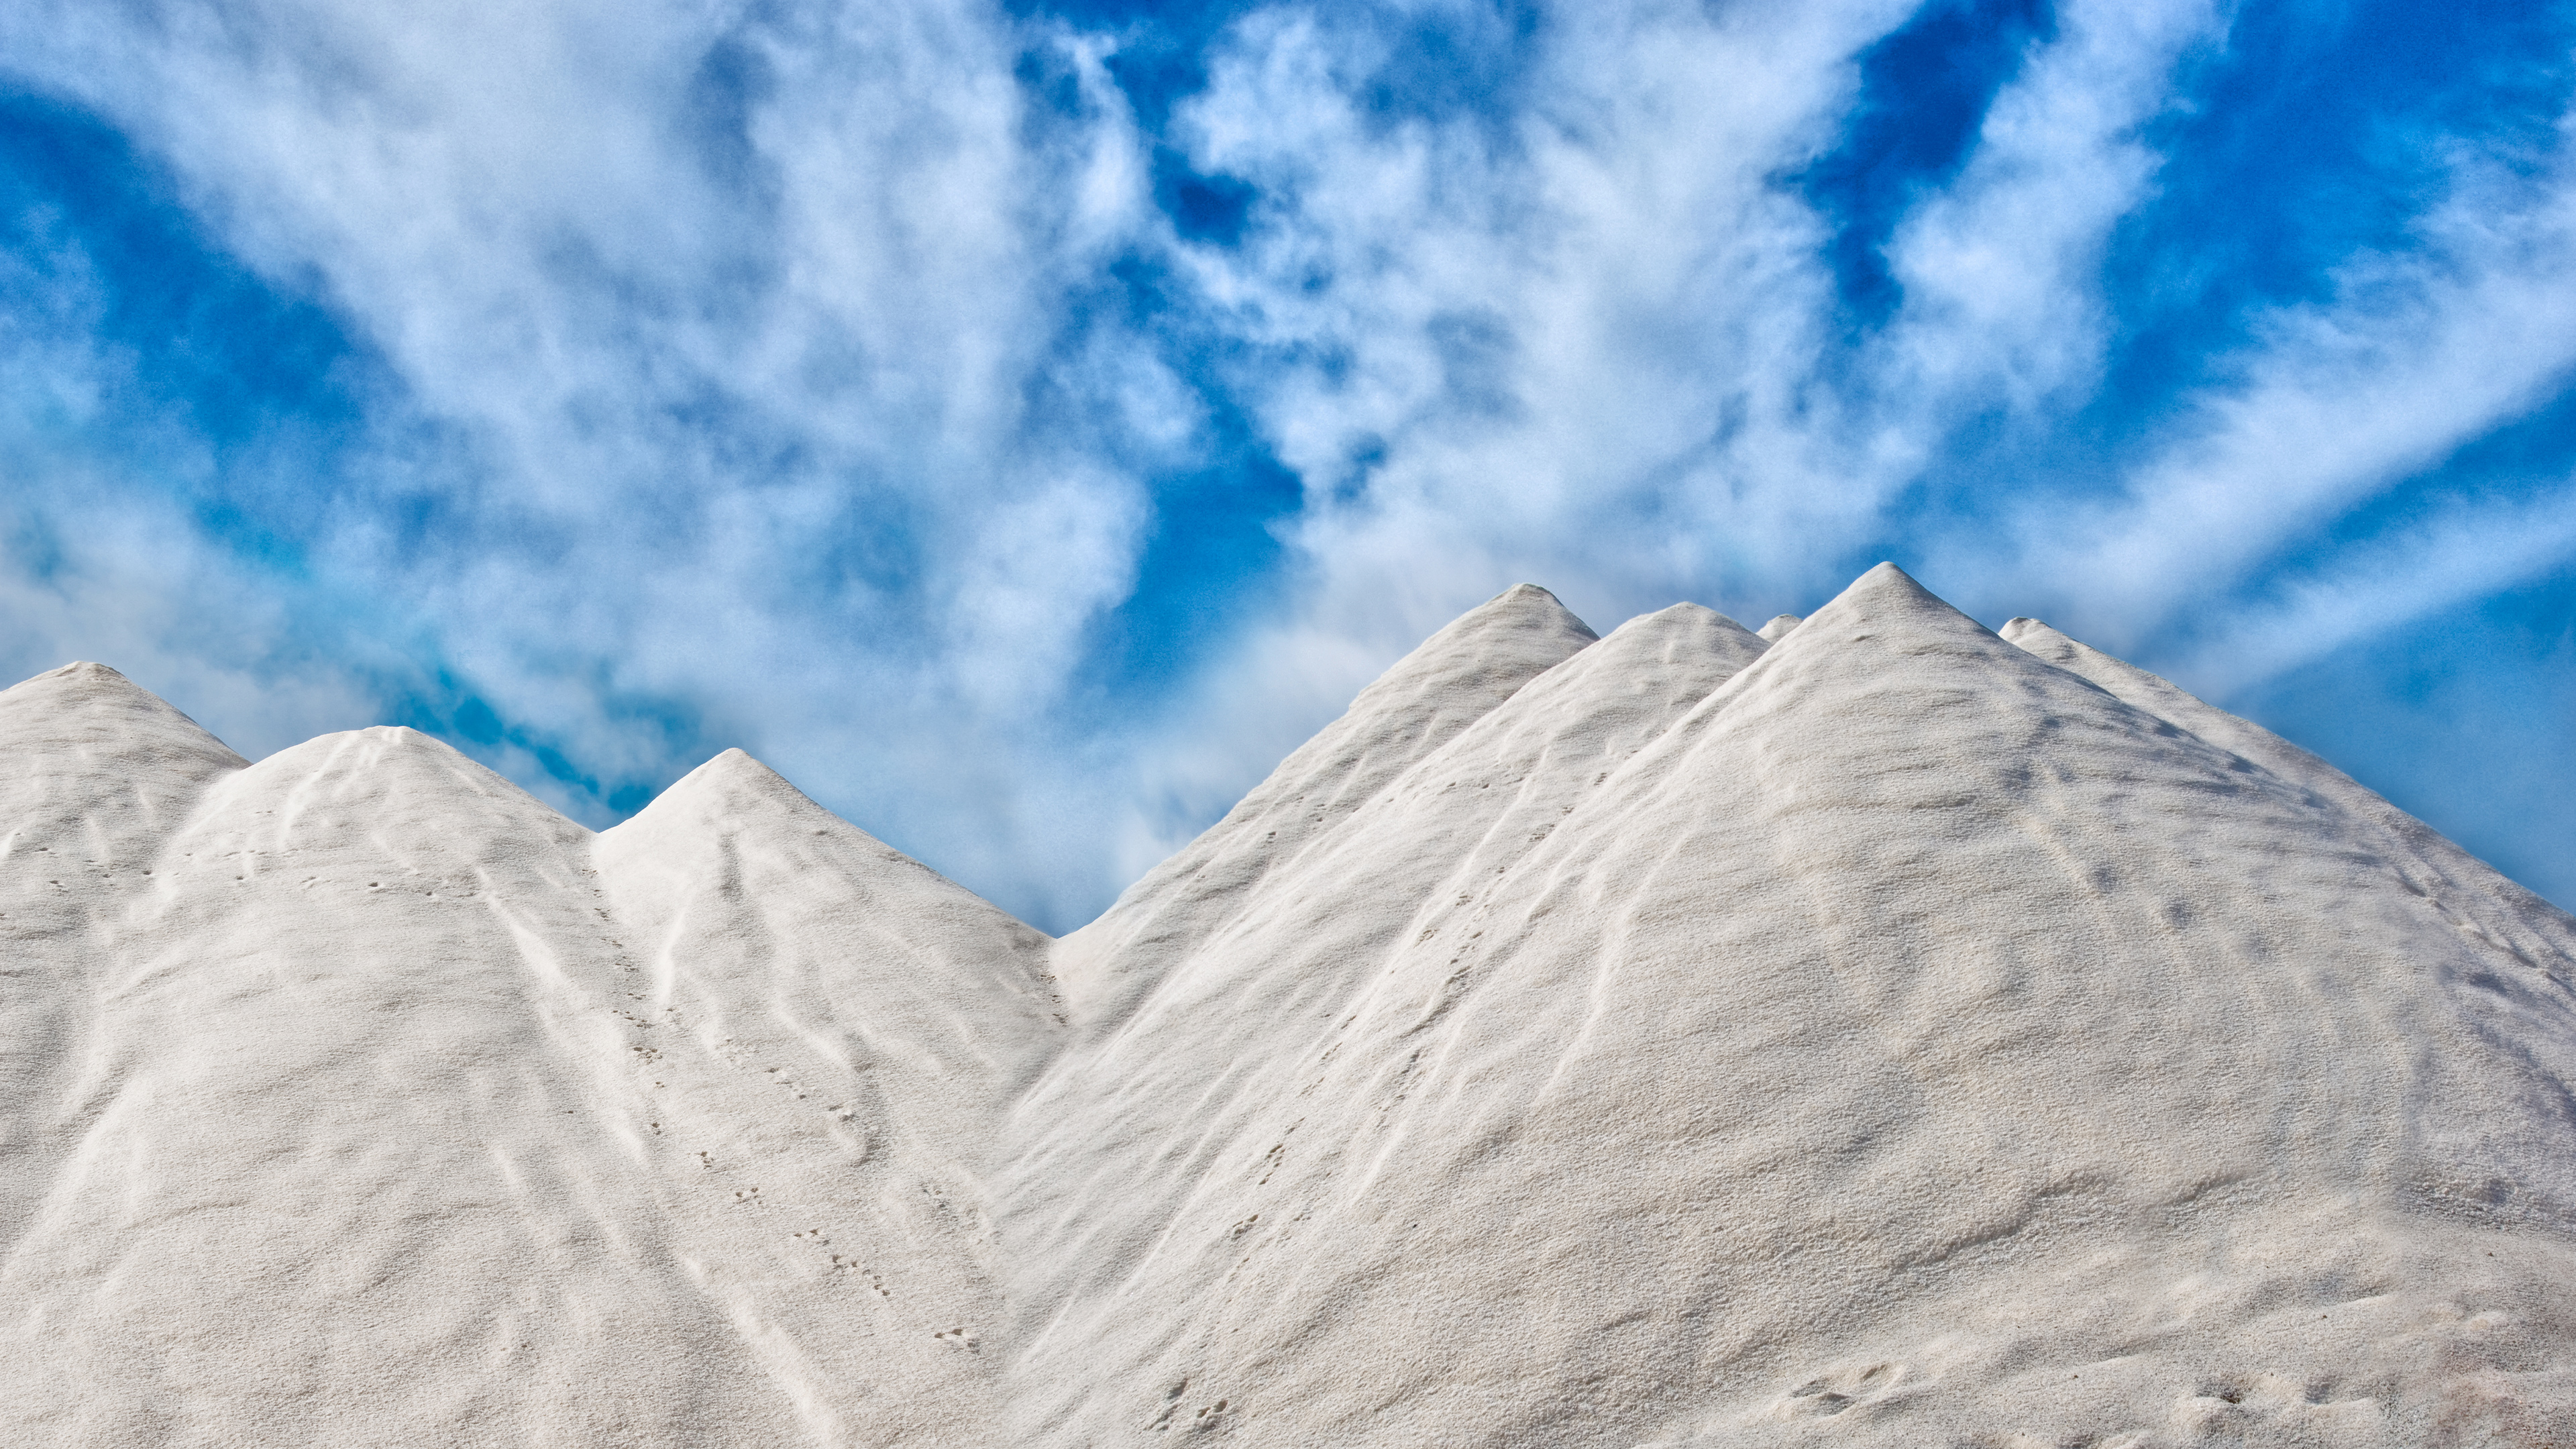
1799, 0, 2058, 326
0, 94, 714, 788
5, 0, 2576, 898
0, 91, 357, 576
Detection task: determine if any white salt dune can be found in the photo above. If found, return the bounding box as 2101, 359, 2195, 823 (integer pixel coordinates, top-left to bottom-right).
3, 565, 2572, 1447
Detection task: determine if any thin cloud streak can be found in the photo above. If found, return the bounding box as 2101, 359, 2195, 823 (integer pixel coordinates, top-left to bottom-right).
2171, 486, 2576, 694
2015, 110, 2576, 643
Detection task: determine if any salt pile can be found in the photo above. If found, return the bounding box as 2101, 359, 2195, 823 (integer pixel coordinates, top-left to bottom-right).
4, 564, 2571, 1445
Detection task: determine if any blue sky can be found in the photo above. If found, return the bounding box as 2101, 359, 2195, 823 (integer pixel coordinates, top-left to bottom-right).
3, 0, 2573, 931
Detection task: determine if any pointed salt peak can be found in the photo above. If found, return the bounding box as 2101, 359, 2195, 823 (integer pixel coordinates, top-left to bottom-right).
1996, 618, 2095, 672
1854, 559, 1928, 596
1602, 600, 1715, 633
628, 745, 825, 828
225, 726, 592, 842
354, 724, 478, 759
281, 724, 527, 785
692, 745, 778, 787
1471, 604, 1769, 738
610, 745, 1044, 933
1596, 602, 1768, 665
1757, 614, 1803, 642
9, 659, 151, 704
1620, 600, 1734, 630
40, 659, 126, 683
707, 748, 844, 821
1344, 581, 1599, 712
1796, 561, 1994, 643
637, 751, 972, 882
1491, 581, 1576, 609
1460, 582, 1598, 643
0, 659, 247, 766
1994, 620, 2150, 707
1988, 610, 2071, 652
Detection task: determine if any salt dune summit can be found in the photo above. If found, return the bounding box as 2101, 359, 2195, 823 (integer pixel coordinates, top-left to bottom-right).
4, 565, 2573, 1447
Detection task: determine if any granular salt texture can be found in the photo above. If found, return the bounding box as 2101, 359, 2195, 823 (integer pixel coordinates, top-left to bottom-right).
0, 720, 1052, 1444
1009, 565, 2576, 1446
3, 567, 2571, 1447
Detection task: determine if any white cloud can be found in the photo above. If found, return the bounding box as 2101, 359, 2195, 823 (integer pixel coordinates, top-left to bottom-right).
0, 0, 1188, 923
3, 0, 2575, 923
2169, 486, 2576, 694
1881, 0, 2225, 410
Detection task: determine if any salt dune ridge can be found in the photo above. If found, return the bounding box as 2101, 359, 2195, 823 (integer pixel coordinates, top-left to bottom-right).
3, 564, 2571, 1446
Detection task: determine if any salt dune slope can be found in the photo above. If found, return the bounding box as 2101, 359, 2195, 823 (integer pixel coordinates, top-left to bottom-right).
1050, 582, 1599, 1026
1003, 600, 1771, 1429
1012, 564, 2576, 1446
0, 696, 1053, 1444
2000, 614, 2576, 975
589, 749, 1061, 1438
0, 665, 246, 1280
